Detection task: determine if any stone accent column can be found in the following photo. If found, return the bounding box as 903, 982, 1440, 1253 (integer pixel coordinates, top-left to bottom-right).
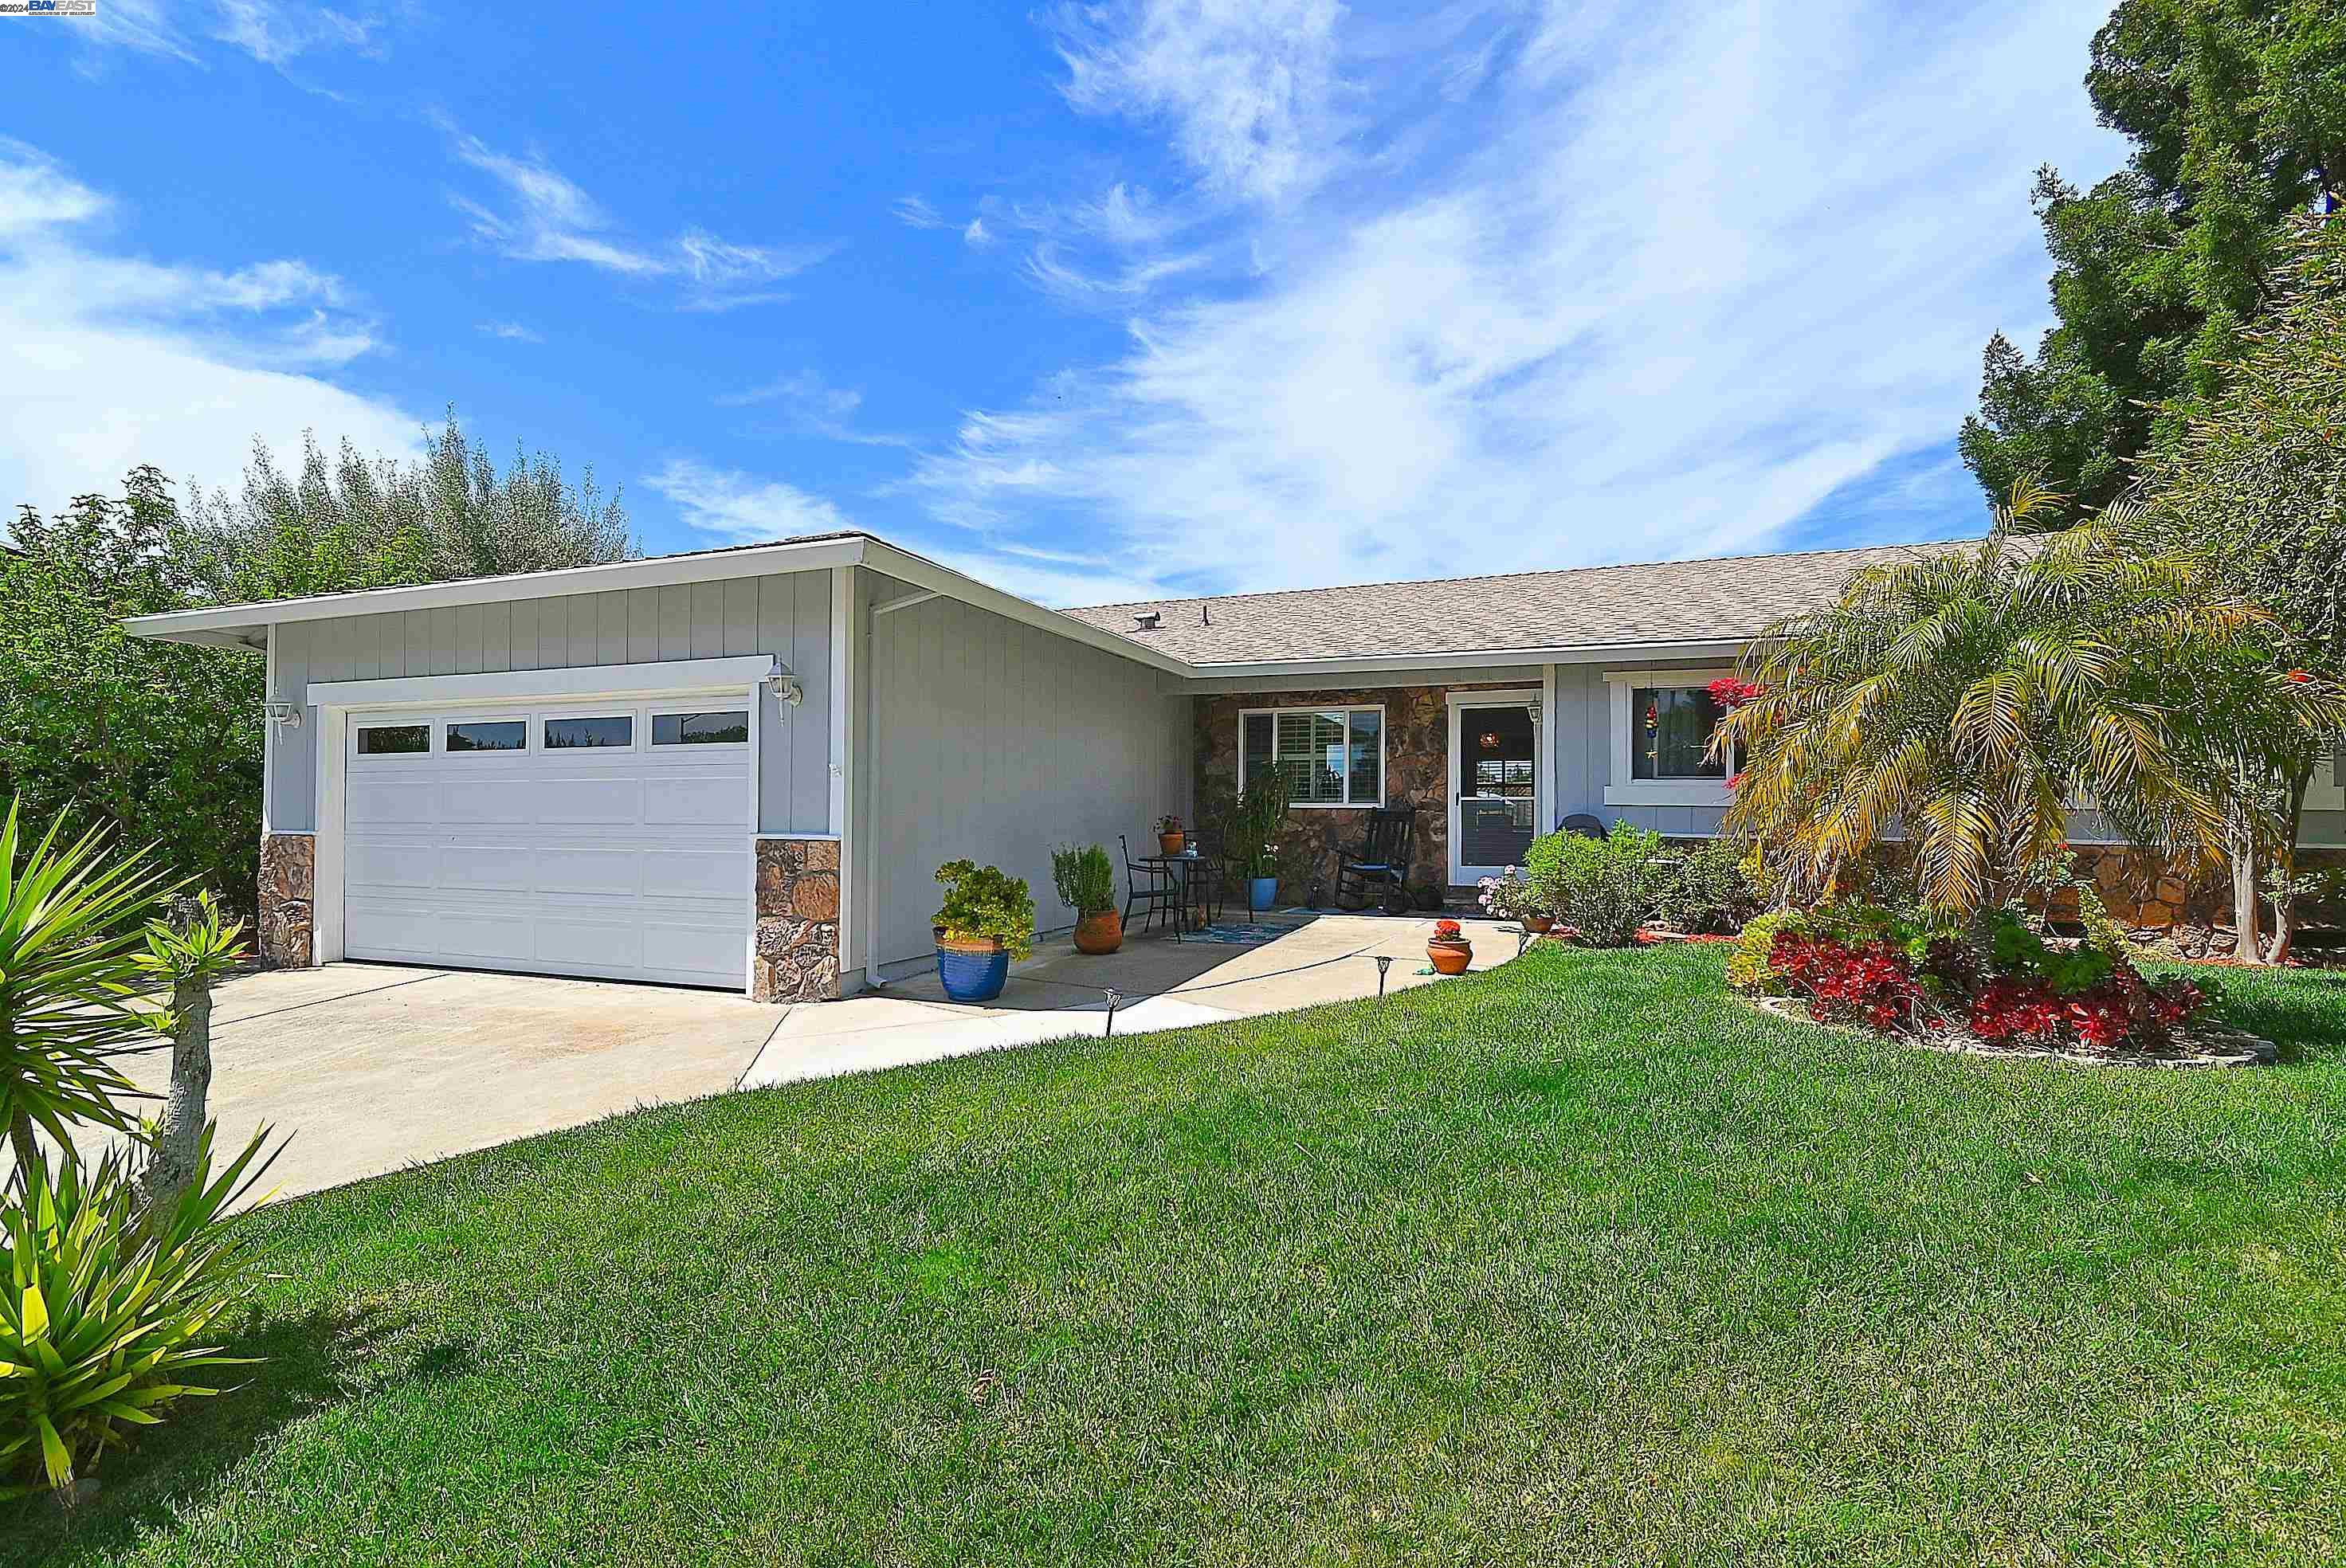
753, 837, 842, 1003
257, 832, 316, 969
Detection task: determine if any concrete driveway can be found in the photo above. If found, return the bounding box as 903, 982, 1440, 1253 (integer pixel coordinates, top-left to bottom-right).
30, 915, 1522, 1205
80, 964, 784, 1201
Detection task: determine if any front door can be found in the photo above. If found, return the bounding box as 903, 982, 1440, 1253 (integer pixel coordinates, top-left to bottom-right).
1448, 692, 1543, 884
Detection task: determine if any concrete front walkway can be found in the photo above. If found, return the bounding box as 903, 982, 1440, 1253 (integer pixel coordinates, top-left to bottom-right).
70, 964, 784, 1201
742, 913, 1524, 1090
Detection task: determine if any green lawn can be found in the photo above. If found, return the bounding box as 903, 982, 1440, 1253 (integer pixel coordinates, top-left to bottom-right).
14, 946, 2346, 1566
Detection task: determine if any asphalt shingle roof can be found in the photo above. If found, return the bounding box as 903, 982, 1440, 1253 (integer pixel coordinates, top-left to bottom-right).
1057, 540, 1977, 665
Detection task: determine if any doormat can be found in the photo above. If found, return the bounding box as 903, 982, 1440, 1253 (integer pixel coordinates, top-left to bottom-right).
1185, 923, 1288, 945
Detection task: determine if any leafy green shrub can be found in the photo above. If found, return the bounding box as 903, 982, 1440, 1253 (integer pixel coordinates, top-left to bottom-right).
2, 1127, 278, 1499
1221, 772, 1292, 880
1526, 822, 1667, 947
932, 860, 1035, 958
1657, 838, 1761, 934
1727, 911, 1807, 992
1049, 845, 1116, 918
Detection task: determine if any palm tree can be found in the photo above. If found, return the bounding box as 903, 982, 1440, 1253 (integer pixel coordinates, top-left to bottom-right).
1717, 485, 2342, 917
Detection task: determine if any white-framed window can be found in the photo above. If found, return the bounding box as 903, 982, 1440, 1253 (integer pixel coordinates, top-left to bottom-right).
353, 721, 431, 758
650, 708, 751, 747
1603, 669, 1736, 808
1239, 705, 1384, 808
443, 718, 528, 755
542, 713, 635, 751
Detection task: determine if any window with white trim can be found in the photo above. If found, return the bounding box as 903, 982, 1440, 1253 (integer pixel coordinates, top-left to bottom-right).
1240, 707, 1383, 806
1632, 687, 1728, 781
1603, 670, 1738, 807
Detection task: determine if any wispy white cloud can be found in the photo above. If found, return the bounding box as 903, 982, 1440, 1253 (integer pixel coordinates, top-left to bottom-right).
963, 218, 994, 247
892, 194, 951, 230
642, 458, 851, 545
912, 0, 2127, 597
477, 320, 543, 342
1049, 0, 1345, 204
446, 130, 838, 309
714, 369, 915, 449
79, 0, 393, 73
0, 142, 418, 517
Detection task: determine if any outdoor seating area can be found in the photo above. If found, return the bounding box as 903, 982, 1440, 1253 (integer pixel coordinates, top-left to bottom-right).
1118, 804, 1438, 941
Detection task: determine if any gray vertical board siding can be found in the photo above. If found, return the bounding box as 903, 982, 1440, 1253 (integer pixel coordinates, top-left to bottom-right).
1548, 659, 1730, 837
866, 588, 1192, 968
267, 623, 317, 831
261, 570, 835, 835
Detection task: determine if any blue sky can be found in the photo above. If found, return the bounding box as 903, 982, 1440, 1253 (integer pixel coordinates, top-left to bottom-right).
3, 0, 2124, 605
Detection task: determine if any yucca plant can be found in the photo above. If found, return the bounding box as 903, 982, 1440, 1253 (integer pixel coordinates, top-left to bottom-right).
0, 799, 176, 1174
1, 1124, 277, 1499
1717, 485, 2344, 916
132, 892, 249, 1224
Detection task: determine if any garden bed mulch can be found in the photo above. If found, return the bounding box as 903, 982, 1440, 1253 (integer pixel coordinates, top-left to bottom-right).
1747, 994, 2277, 1069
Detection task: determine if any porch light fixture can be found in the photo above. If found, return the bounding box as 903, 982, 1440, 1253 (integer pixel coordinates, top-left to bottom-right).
765, 668, 805, 708
263, 700, 303, 729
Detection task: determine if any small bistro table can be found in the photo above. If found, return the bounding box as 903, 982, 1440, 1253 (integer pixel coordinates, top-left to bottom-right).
1133, 851, 1214, 940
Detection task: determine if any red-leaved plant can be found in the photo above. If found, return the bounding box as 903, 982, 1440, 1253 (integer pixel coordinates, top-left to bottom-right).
1770, 933, 1924, 1033
1769, 923, 2211, 1053
1432, 919, 1463, 940
1707, 676, 1765, 709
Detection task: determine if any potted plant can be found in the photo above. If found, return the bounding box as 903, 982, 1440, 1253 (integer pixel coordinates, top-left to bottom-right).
932, 859, 1034, 1002
1426, 917, 1473, 975
1223, 771, 1292, 914
1051, 844, 1122, 955
1155, 814, 1185, 857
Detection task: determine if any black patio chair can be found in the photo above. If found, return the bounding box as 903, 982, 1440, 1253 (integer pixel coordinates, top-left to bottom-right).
1186, 825, 1230, 926
1120, 834, 1183, 938
1335, 807, 1417, 914
1557, 813, 1606, 838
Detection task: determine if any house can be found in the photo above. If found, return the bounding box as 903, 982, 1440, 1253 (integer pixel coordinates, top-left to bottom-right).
123, 531, 2346, 1002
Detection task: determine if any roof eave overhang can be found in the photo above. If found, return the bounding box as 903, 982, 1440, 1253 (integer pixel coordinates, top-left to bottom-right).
120, 532, 1200, 680
120, 535, 876, 647
1173, 637, 1756, 685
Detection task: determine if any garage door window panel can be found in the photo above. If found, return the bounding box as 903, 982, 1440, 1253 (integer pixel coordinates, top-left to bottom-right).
446, 719, 528, 754
355, 723, 431, 758
651, 710, 750, 747
543, 715, 635, 751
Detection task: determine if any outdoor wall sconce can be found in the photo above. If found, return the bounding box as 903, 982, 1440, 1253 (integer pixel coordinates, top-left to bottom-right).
262, 700, 303, 729
766, 668, 805, 707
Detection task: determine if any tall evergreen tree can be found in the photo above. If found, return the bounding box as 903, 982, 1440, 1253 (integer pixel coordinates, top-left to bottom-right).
1960, 0, 2346, 523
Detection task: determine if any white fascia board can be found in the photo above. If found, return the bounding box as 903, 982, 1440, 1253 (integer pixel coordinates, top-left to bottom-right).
1178, 638, 1752, 684
123, 536, 871, 645
857, 539, 1195, 677
306, 655, 777, 709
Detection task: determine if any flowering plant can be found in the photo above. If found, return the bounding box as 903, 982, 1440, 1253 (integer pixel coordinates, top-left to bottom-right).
1431, 919, 1464, 940
1475, 867, 1544, 921
1707, 676, 1765, 708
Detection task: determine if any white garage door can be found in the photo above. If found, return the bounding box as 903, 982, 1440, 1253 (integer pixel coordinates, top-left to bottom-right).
341, 700, 753, 989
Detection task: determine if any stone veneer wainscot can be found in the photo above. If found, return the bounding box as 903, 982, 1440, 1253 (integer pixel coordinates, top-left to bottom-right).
257, 832, 316, 969
753, 837, 842, 1003
1193, 684, 1520, 896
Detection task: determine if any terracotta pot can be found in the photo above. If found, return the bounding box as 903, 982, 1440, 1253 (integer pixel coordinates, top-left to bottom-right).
1073, 910, 1124, 955
1523, 913, 1556, 935
1426, 937, 1473, 975
1159, 831, 1185, 856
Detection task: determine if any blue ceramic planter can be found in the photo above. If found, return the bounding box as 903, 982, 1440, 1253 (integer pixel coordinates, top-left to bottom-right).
935, 935, 1010, 1002
1249, 876, 1278, 913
